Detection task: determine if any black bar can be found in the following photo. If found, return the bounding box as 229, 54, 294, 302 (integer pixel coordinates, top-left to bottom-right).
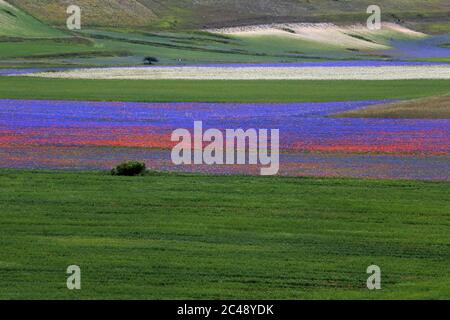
0, 300, 444, 318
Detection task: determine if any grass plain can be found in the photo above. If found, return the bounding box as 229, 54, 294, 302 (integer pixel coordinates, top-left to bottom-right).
1, 78, 450, 102
0, 170, 449, 299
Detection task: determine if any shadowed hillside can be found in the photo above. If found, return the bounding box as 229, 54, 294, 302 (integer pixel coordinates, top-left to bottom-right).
7, 0, 450, 29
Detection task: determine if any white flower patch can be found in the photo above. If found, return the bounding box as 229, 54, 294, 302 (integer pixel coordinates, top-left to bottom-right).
25, 66, 450, 80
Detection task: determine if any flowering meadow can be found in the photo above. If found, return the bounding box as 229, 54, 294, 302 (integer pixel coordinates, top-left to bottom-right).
387, 34, 450, 59
1, 2, 450, 300
26, 62, 450, 80
1, 99, 448, 180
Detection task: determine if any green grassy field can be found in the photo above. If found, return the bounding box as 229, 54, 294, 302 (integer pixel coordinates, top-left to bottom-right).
79, 29, 370, 65
421, 57, 450, 63
0, 0, 66, 38
0, 170, 449, 299
0, 28, 390, 68
1, 78, 449, 102
0, 38, 115, 59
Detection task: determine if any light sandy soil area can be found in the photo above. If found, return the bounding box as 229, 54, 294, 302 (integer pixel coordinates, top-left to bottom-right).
207, 23, 426, 50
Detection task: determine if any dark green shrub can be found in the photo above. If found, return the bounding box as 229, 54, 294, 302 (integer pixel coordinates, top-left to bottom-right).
143, 56, 159, 65
111, 161, 147, 176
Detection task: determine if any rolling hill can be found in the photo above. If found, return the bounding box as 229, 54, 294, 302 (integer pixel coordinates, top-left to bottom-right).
7, 0, 450, 29
7, 0, 156, 27
0, 0, 66, 37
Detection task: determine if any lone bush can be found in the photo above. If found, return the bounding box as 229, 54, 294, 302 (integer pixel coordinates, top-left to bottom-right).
111, 161, 147, 176
143, 56, 159, 65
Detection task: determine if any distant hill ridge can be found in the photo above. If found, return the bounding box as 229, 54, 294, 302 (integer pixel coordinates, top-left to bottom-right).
5, 0, 450, 29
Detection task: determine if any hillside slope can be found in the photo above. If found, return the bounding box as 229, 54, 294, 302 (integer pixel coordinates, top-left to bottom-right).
334, 94, 450, 119
8, 0, 450, 29
0, 0, 65, 37
8, 0, 156, 27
